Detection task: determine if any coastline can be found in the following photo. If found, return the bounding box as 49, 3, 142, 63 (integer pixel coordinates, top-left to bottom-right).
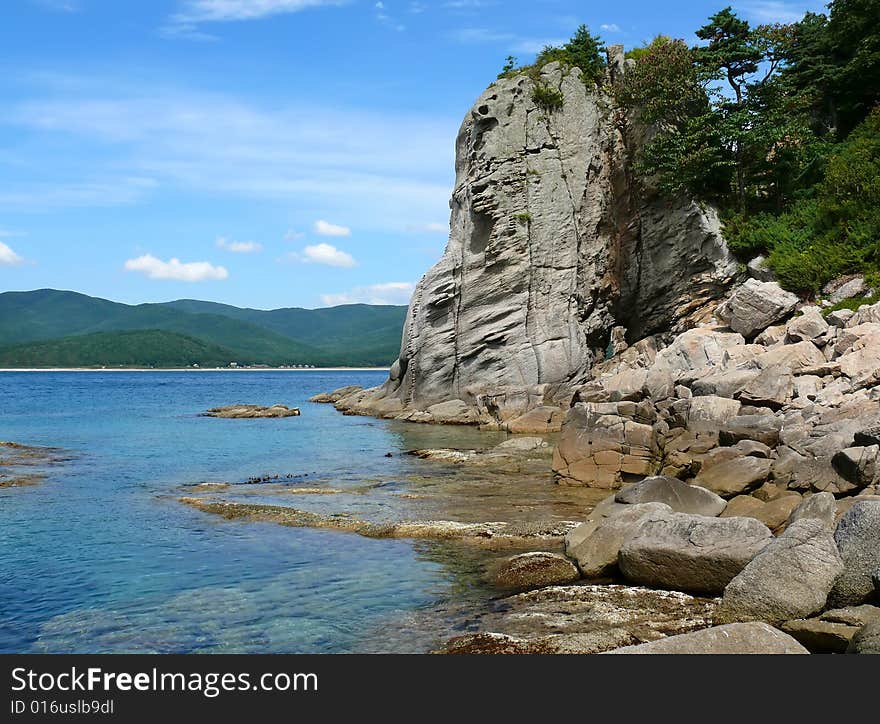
0, 367, 391, 373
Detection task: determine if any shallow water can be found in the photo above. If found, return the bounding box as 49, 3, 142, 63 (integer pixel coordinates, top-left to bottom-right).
0, 371, 598, 654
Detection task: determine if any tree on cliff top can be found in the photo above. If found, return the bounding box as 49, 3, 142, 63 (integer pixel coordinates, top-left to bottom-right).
501, 24, 607, 85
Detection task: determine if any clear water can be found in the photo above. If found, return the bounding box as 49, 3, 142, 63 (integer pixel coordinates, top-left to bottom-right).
0, 370, 521, 654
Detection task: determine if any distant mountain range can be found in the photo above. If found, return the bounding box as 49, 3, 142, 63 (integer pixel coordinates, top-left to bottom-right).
0, 290, 407, 368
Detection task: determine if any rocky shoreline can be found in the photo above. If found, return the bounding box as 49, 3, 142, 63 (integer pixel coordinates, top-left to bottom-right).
301, 287, 880, 654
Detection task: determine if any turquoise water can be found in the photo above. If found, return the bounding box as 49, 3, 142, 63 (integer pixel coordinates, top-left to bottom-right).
0, 371, 501, 654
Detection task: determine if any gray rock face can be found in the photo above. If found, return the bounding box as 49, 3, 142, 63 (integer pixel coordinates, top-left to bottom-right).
618, 512, 772, 594
830, 501, 880, 606
358, 57, 736, 419
567, 502, 671, 577
615, 476, 726, 516
787, 492, 838, 530
716, 279, 800, 339
605, 622, 808, 654
717, 519, 844, 624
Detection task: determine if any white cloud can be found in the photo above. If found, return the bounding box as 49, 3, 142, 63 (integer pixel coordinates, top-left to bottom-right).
314, 220, 351, 237
511, 37, 567, 54
6, 79, 455, 227
0, 178, 156, 212
321, 281, 415, 306
284, 229, 305, 241
407, 221, 447, 233
216, 237, 262, 253
172, 0, 346, 23
291, 243, 357, 268
0, 242, 24, 266
735, 1, 824, 23
124, 254, 229, 282
600, 23, 620, 33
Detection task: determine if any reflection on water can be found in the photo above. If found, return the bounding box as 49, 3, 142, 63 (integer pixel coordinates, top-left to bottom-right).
0, 371, 597, 653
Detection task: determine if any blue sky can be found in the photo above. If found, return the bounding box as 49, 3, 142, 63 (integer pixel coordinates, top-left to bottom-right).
0, 0, 827, 309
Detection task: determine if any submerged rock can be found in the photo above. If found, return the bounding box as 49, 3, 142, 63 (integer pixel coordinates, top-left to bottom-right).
438, 584, 718, 654
203, 405, 301, 419
490, 552, 580, 590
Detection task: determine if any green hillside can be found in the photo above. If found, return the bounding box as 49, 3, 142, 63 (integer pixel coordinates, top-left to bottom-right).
0, 330, 240, 368
0, 289, 407, 367
161, 299, 407, 364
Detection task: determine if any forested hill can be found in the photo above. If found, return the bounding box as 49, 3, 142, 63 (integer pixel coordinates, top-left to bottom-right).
0, 289, 407, 367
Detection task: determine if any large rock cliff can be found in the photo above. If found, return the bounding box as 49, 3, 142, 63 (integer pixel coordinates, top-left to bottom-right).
337, 49, 738, 426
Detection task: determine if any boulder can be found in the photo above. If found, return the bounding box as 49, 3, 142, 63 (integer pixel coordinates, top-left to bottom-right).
821, 604, 880, 627
553, 402, 658, 488
491, 552, 581, 590
846, 621, 880, 654
855, 425, 880, 447
831, 446, 879, 489
652, 327, 746, 378
567, 502, 671, 577
780, 619, 858, 653
829, 501, 880, 606
747, 255, 774, 282
719, 414, 782, 448
827, 309, 855, 328
716, 519, 844, 624
685, 396, 742, 425
721, 494, 801, 532
755, 340, 827, 374
737, 366, 793, 410
716, 279, 800, 339
693, 456, 772, 498
823, 275, 867, 304
786, 307, 829, 343
614, 476, 726, 516
787, 492, 837, 530
605, 622, 808, 654
618, 512, 772, 595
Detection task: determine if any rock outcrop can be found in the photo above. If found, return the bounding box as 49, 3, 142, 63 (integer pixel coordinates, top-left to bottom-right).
337, 48, 736, 426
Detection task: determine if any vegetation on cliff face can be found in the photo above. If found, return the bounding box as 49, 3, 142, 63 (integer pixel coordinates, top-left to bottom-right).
617, 1, 879, 295
501, 5, 877, 296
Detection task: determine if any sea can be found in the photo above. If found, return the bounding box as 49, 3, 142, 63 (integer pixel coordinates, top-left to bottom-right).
0, 370, 532, 654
